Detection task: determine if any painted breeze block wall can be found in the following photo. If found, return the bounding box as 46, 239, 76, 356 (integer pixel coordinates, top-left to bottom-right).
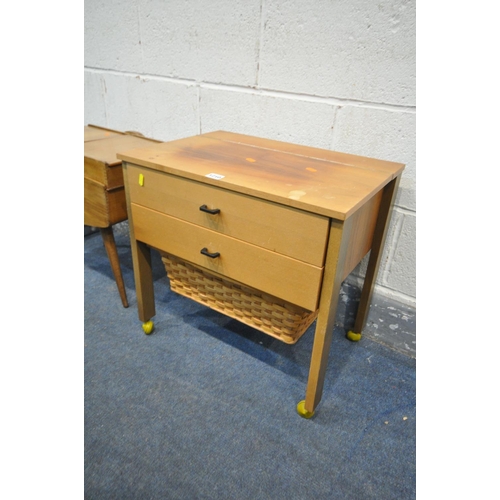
84, 0, 416, 307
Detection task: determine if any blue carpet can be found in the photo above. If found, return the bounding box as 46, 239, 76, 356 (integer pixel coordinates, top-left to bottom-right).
85, 226, 416, 499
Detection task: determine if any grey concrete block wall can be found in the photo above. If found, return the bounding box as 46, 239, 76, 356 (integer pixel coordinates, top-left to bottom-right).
84, 0, 416, 310
258, 0, 416, 105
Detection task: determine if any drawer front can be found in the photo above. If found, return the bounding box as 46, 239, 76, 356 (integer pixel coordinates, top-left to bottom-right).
131, 204, 323, 311
126, 164, 328, 267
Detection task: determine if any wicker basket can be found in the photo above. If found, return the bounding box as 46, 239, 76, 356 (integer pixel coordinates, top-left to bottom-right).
161, 253, 318, 344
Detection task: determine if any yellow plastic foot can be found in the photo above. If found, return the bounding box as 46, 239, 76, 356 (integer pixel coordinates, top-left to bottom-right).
347, 330, 362, 342
296, 400, 315, 419
142, 321, 154, 335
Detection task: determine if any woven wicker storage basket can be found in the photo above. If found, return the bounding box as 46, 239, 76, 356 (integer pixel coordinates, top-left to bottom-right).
161, 253, 318, 344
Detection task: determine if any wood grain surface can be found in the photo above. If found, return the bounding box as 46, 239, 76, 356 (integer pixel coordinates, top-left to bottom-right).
118, 132, 404, 220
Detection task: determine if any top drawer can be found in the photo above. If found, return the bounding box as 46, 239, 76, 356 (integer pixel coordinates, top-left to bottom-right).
126, 164, 329, 267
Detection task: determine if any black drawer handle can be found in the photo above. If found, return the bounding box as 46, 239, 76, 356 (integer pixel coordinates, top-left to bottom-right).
199, 204, 220, 215
200, 247, 220, 259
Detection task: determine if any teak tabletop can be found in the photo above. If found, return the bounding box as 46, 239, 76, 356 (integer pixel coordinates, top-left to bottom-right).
117, 131, 403, 220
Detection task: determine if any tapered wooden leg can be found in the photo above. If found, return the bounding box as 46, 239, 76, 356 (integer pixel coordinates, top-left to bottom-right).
299, 217, 354, 417
122, 162, 156, 328
131, 239, 155, 323
351, 175, 401, 336
100, 226, 129, 308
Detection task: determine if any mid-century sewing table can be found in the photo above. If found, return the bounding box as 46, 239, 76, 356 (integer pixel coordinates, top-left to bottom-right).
118, 131, 404, 418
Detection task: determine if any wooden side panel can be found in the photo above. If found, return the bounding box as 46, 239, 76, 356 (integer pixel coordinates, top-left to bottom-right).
126, 164, 329, 266
107, 188, 128, 225
84, 158, 124, 189
341, 190, 383, 281
131, 204, 324, 311
353, 176, 401, 333
84, 178, 108, 227
84, 178, 127, 227
105, 165, 124, 190
84, 158, 107, 186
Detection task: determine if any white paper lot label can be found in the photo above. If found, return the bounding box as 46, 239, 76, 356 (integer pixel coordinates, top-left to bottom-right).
205, 173, 225, 180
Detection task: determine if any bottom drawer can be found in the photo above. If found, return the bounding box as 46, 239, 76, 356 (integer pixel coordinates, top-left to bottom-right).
162, 253, 318, 344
